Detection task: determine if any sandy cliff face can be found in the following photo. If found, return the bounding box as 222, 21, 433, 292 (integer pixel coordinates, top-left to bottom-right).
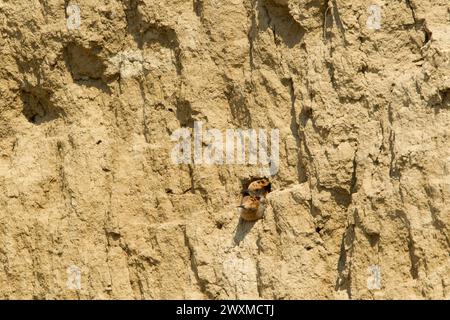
0, 0, 449, 299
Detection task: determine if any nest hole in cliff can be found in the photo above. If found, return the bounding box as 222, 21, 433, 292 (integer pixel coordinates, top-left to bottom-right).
63, 43, 111, 92
175, 99, 199, 128
262, 0, 306, 48
64, 43, 105, 80
215, 221, 224, 230
438, 88, 450, 109
20, 88, 63, 125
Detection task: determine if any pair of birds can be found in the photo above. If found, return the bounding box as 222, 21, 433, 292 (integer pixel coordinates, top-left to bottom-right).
237, 178, 271, 221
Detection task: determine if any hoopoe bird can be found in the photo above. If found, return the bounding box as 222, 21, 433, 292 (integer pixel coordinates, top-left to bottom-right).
237, 195, 266, 222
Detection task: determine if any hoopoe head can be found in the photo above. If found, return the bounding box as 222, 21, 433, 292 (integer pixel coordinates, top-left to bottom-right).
243, 178, 271, 197
237, 195, 260, 213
